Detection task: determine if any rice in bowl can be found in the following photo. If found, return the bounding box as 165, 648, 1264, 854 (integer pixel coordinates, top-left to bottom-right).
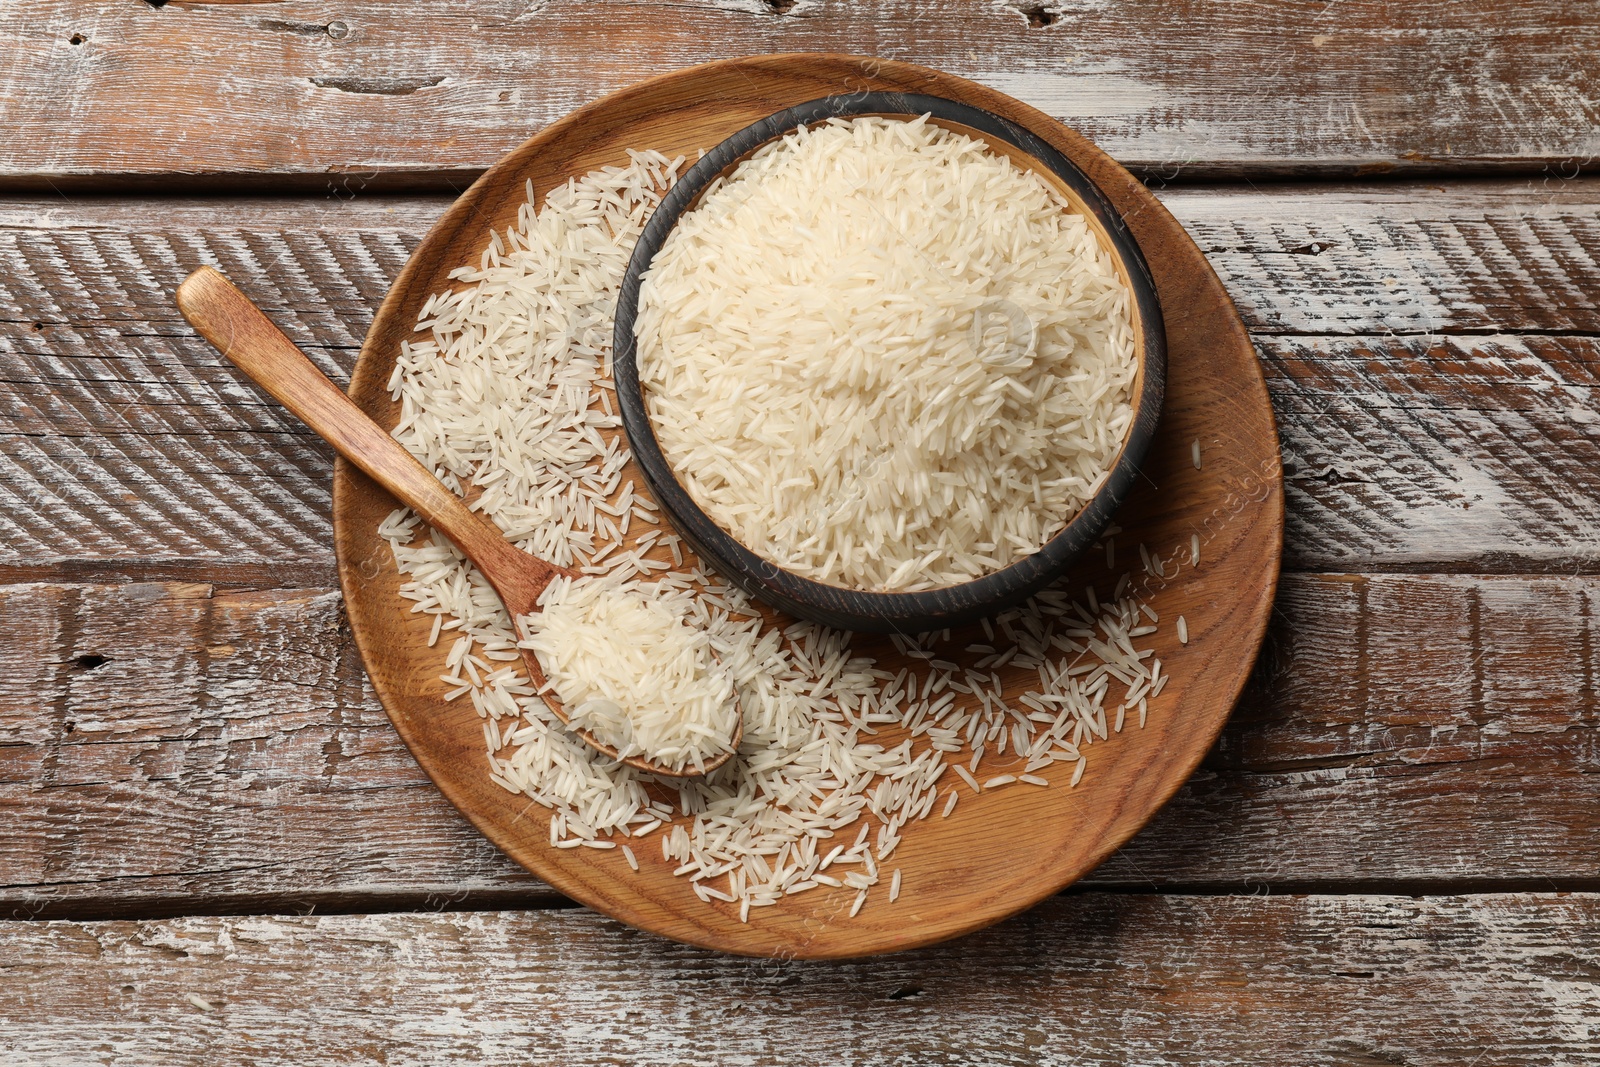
635, 116, 1138, 593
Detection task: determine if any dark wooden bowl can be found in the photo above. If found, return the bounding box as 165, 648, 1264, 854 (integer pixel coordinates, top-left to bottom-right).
612, 92, 1166, 634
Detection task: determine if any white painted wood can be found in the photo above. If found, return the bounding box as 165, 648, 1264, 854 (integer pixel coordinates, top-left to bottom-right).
8, 332, 1598, 574
1162, 180, 1600, 334
2, 574, 1594, 915
3, 1, 1597, 184
1, 184, 1598, 575
1265, 333, 1600, 569
4, 178, 1594, 336
0, 896, 1594, 1064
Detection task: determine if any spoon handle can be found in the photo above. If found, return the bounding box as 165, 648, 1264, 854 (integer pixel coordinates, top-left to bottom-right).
175, 266, 560, 613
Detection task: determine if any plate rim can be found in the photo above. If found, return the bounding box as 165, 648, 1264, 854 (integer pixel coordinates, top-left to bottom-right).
332, 52, 1285, 958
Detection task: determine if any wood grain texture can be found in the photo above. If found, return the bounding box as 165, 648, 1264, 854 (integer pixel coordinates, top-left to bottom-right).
327, 52, 1280, 957
5, 178, 1597, 337
1, 896, 1596, 1065
3, 180, 1596, 578
4, 569, 1595, 918
0, 581, 552, 920
1171, 180, 1600, 336
0, 3, 1589, 1037
173, 266, 726, 776
4, 2, 1599, 186
1270, 333, 1600, 571
7, 324, 1596, 578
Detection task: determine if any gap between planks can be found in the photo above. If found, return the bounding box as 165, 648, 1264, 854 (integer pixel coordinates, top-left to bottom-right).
10, 877, 1600, 927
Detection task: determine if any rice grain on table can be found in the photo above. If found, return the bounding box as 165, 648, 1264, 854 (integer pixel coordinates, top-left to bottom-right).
377, 150, 1171, 922
636, 116, 1137, 593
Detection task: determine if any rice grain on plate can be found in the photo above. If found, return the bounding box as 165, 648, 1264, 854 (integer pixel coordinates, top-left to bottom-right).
636, 116, 1138, 592
378, 151, 1168, 921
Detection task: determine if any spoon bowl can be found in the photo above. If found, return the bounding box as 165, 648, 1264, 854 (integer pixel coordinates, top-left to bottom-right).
175, 266, 741, 779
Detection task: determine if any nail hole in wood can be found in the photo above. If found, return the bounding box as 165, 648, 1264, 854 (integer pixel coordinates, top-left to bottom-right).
74, 654, 108, 670
69, 33, 85, 45
1020, 5, 1057, 27
64, 722, 75, 734
765, 0, 796, 12
145, 0, 168, 7
887, 984, 924, 1000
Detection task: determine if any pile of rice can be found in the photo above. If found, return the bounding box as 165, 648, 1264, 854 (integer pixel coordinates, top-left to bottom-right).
521, 573, 738, 774
378, 150, 1170, 922
635, 116, 1138, 592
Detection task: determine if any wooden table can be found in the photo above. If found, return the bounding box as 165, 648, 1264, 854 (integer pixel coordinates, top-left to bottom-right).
3, 3, 1598, 1062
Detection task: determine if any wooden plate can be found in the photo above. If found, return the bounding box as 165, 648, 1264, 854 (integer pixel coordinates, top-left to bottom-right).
332, 53, 1283, 959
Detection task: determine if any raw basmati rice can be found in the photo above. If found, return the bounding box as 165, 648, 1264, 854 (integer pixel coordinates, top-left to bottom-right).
636, 116, 1137, 592
377, 150, 1170, 922
521, 572, 738, 773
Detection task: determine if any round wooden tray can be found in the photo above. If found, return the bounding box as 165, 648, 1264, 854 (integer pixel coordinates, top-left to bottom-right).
332, 54, 1283, 959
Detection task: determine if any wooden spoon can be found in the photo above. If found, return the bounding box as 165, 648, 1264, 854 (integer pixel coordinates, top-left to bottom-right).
175, 266, 741, 778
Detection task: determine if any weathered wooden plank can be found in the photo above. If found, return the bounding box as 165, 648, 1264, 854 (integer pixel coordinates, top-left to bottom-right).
1115, 570, 1600, 889
1269, 333, 1600, 571
0, 896, 1594, 1064
2, 185, 1598, 576
0, 581, 552, 920
6, 179, 1598, 337
5, 1, 1599, 186
1170, 181, 1600, 335
8, 327, 1599, 577
2, 574, 1594, 916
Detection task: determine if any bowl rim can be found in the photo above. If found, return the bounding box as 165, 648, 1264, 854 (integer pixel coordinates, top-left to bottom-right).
612, 91, 1167, 633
